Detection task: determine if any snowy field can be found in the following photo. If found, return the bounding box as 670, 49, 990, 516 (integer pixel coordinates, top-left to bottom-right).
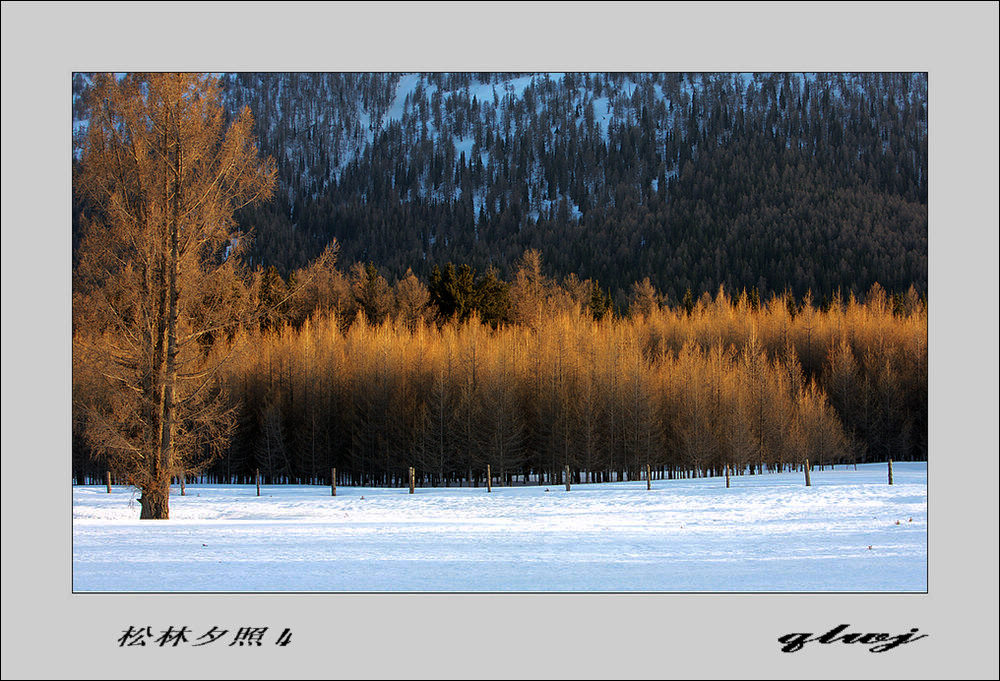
73, 462, 926, 592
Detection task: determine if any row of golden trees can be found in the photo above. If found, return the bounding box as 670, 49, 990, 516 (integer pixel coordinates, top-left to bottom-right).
104, 284, 921, 488
74, 261, 926, 489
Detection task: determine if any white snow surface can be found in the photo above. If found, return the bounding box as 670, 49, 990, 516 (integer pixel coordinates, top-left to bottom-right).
73, 463, 926, 592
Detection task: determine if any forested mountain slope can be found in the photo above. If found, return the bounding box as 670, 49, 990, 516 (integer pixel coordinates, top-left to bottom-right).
73, 72, 927, 303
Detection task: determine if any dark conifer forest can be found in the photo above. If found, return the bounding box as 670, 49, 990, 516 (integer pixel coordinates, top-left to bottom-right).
72, 73, 927, 489
74, 72, 927, 303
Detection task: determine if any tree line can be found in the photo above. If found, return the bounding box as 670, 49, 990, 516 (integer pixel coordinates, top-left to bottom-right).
74, 250, 927, 489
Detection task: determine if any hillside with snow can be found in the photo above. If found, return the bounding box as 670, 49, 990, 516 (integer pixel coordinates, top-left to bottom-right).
73, 72, 928, 302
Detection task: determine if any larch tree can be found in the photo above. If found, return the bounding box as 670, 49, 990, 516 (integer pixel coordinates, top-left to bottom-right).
423, 345, 457, 486
394, 267, 430, 330
509, 249, 548, 328
572, 335, 605, 483
479, 333, 526, 486
823, 335, 861, 458
628, 277, 659, 319
74, 73, 276, 518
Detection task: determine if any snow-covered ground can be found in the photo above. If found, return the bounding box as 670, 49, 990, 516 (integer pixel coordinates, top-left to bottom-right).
73, 462, 926, 592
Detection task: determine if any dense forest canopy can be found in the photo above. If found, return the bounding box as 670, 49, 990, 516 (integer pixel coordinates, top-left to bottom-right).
75, 283, 927, 487
74, 72, 928, 305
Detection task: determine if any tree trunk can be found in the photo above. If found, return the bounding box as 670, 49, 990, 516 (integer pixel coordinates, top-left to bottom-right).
148, 134, 182, 521
888, 459, 893, 485
804, 458, 811, 487
139, 478, 170, 519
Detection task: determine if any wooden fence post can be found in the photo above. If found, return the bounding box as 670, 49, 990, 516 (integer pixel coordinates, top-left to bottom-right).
409, 467, 415, 494
106, 471, 111, 494
565, 465, 571, 491
256, 468, 261, 496
888, 459, 893, 485
804, 459, 811, 486
331, 468, 337, 497
486, 464, 492, 493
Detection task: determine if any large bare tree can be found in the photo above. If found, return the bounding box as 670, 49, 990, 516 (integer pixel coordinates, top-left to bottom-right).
74, 73, 276, 518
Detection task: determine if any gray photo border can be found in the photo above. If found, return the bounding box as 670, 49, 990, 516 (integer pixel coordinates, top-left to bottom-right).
2, 2, 998, 678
